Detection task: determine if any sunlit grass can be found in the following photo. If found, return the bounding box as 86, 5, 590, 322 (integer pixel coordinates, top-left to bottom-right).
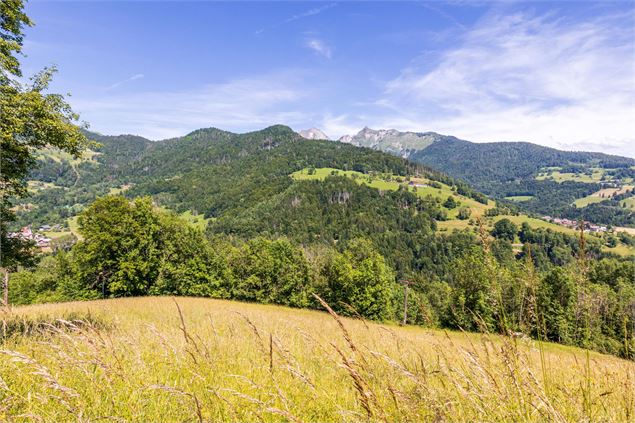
535, 167, 609, 183
1, 297, 633, 422
491, 215, 578, 235
291, 167, 494, 219
573, 186, 634, 208
504, 195, 534, 202
622, 196, 635, 209
180, 210, 210, 231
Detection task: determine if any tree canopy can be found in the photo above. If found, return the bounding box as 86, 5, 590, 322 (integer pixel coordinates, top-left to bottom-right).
1, 0, 87, 268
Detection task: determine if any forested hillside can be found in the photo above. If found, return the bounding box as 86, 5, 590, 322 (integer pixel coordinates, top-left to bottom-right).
331, 128, 635, 227
412, 139, 635, 226
410, 137, 632, 183
15, 125, 483, 228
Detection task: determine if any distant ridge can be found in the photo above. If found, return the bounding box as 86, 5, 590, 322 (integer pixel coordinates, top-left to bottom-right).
337, 127, 446, 158
329, 127, 635, 226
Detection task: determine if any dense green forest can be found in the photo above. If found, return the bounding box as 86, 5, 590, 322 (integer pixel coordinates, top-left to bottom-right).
12, 195, 635, 358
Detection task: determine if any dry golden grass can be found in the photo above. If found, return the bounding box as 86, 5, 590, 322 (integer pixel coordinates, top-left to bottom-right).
1, 297, 633, 422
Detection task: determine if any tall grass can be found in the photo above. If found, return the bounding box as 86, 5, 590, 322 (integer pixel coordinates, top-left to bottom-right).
0, 296, 633, 421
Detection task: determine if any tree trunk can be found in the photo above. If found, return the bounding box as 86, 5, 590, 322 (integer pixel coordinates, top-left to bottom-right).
2, 268, 8, 307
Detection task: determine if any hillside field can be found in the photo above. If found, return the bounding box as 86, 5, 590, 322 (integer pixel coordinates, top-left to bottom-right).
622, 196, 635, 209
573, 185, 634, 208
1, 297, 633, 422
504, 195, 534, 202
291, 167, 494, 219
535, 167, 611, 183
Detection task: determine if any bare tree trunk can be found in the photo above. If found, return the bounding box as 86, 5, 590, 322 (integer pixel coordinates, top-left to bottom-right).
2, 268, 8, 307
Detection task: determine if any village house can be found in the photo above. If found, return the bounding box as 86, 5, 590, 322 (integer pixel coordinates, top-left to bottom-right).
542, 216, 607, 233
8, 226, 52, 250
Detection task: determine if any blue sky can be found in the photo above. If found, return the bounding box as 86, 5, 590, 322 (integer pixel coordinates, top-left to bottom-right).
23, 1, 635, 156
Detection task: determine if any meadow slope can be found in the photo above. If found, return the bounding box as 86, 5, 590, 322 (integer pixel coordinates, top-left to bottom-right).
1, 297, 634, 422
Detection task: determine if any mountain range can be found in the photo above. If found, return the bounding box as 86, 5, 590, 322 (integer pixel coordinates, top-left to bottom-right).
15, 123, 635, 245
299, 127, 635, 226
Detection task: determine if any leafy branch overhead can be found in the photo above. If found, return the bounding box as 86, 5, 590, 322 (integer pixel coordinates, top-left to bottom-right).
1, 0, 87, 268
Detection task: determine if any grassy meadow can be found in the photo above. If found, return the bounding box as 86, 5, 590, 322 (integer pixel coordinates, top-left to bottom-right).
1, 297, 634, 422
291, 167, 494, 219
573, 186, 634, 208
504, 195, 534, 202
535, 167, 609, 183
622, 196, 635, 210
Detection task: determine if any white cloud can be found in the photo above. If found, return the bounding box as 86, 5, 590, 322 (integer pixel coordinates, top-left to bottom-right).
107, 73, 144, 90
374, 11, 635, 157
74, 71, 312, 140
319, 114, 363, 139
306, 38, 332, 59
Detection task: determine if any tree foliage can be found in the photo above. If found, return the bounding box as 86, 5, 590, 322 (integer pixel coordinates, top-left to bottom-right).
1, 0, 87, 268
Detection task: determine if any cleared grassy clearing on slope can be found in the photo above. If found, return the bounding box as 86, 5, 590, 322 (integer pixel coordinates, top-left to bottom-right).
603, 244, 635, 257
622, 196, 635, 209
1, 297, 633, 422
179, 210, 210, 231
573, 185, 634, 208
37, 147, 100, 166
492, 215, 578, 235
291, 167, 493, 219
437, 215, 578, 235
436, 219, 472, 231
616, 226, 635, 235
535, 167, 614, 183
438, 215, 634, 257
108, 184, 132, 196
504, 195, 534, 202
27, 180, 66, 193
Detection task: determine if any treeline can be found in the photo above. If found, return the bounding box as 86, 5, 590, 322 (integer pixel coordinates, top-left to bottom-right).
11, 196, 635, 358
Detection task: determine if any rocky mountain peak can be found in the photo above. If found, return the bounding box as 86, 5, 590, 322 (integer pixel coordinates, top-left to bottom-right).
298, 128, 330, 140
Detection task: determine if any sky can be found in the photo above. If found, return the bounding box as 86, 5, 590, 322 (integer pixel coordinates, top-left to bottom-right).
22, 0, 635, 157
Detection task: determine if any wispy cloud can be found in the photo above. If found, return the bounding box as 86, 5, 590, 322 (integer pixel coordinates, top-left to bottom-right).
108, 73, 144, 90
371, 10, 635, 156
417, 2, 466, 30
285, 3, 337, 23
256, 3, 337, 35
306, 38, 332, 59
74, 71, 313, 140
